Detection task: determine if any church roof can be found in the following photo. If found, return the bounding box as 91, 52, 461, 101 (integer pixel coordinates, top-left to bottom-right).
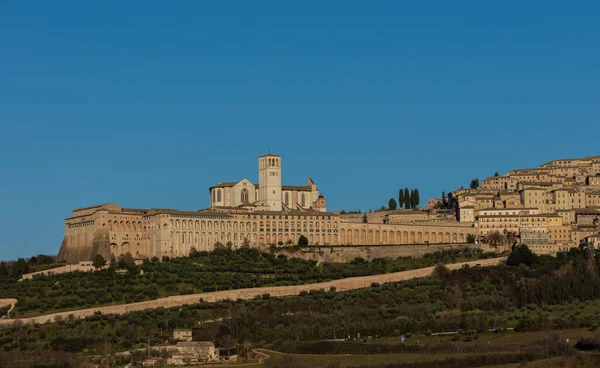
282, 185, 312, 191
209, 181, 239, 189
210, 181, 313, 192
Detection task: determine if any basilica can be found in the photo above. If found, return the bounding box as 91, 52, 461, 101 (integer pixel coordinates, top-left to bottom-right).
208, 153, 327, 212
57, 153, 473, 263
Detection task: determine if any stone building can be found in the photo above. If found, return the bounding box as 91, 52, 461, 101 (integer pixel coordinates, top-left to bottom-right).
173, 329, 193, 342
169, 341, 217, 365
57, 153, 479, 263
209, 154, 326, 213
56, 154, 600, 262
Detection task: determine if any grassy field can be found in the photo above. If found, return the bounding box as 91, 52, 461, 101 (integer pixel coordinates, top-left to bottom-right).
223, 347, 600, 368
245, 328, 599, 368
370, 327, 595, 347
241, 349, 516, 368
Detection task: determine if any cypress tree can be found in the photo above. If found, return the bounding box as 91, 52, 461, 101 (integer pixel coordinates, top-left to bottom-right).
414, 189, 420, 208
398, 189, 404, 208
442, 191, 447, 205
389, 198, 397, 210
404, 188, 410, 209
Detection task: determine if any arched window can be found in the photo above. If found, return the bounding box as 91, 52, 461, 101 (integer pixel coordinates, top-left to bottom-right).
285, 192, 289, 205
301, 193, 306, 207
217, 189, 222, 202
241, 188, 249, 203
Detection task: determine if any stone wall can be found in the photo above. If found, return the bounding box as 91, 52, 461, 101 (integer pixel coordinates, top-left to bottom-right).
275, 243, 486, 263
0, 257, 505, 326
20, 262, 107, 281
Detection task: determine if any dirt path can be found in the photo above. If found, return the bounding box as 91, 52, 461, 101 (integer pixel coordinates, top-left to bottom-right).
0, 298, 17, 319
0, 257, 505, 326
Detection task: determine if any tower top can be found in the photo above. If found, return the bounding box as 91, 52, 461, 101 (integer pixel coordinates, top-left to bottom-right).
258, 153, 280, 158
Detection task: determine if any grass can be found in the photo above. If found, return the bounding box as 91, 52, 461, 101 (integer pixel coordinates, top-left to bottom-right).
225, 347, 598, 368
370, 327, 595, 348
253, 349, 513, 368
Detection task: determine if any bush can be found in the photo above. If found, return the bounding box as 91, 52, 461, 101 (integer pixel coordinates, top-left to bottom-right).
507, 245, 538, 266
298, 235, 309, 246
432, 264, 450, 279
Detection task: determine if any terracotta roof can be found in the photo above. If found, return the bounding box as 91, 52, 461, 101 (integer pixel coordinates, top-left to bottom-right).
122, 208, 148, 213
146, 209, 232, 218
282, 185, 312, 191
210, 181, 240, 189
73, 204, 104, 212
252, 209, 337, 216
387, 210, 429, 216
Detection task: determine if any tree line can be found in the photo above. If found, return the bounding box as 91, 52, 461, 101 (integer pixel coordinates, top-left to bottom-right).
388, 188, 420, 211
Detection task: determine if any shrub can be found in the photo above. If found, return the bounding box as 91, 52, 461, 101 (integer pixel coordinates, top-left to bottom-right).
432, 264, 450, 279
298, 235, 309, 246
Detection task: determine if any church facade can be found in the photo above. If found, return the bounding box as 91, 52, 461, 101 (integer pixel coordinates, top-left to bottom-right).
209, 154, 327, 212
57, 153, 473, 263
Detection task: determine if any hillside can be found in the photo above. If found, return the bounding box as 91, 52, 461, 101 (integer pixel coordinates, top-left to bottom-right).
0, 247, 495, 318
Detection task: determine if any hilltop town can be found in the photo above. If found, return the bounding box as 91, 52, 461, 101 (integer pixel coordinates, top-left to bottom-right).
56, 154, 600, 264
4, 153, 600, 368
452, 156, 600, 254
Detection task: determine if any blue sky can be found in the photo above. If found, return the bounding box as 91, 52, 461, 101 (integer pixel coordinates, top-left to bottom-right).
1, 1, 599, 260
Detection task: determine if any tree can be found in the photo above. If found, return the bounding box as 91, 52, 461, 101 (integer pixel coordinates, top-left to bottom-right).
398, 189, 405, 209
466, 234, 476, 243
404, 188, 410, 209
441, 191, 447, 205
507, 244, 538, 266
413, 189, 420, 208
92, 254, 106, 269
118, 253, 136, 271
11, 258, 29, 278
388, 198, 397, 210
494, 172, 499, 177
189, 247, 200, 257
0, 261, 8, 277
470, 178, 480, 189
242, 238, 250, 247
298, 235, 309, 246
362, 214, 368, 223
109, 255, 117, 268
432, 264, 450, 279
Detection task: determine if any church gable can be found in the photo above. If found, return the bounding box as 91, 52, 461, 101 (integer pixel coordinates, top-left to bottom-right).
233, 178, 254, 188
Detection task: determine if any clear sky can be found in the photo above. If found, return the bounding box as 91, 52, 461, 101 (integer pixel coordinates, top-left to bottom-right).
1, 1, 599, 260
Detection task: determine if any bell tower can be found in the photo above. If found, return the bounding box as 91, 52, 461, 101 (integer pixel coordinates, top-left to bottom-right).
258, 154, 282, 211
